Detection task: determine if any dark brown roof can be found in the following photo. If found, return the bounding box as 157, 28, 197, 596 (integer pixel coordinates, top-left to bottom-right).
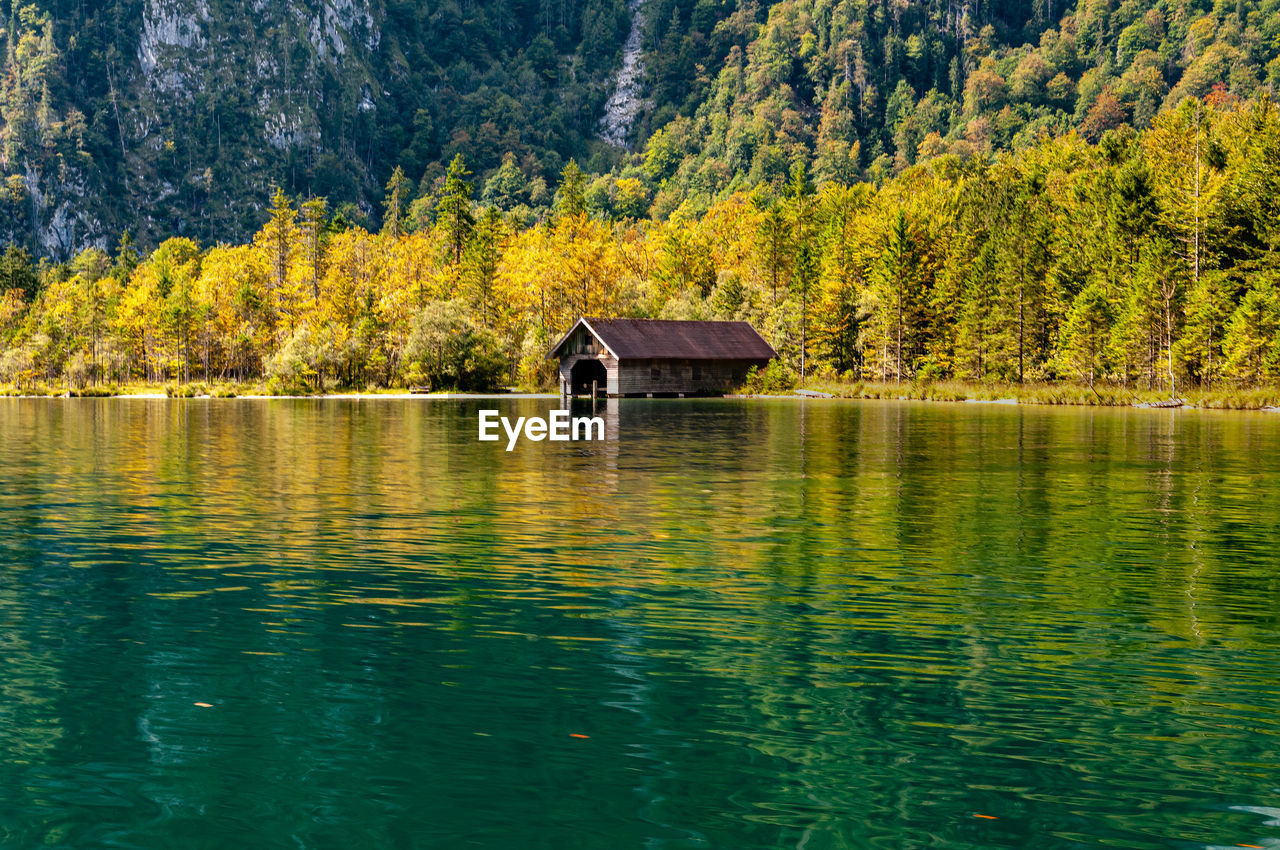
551, 317, 777, 360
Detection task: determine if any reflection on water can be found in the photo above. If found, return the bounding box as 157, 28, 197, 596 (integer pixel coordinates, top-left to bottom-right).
2, 398, 1280, 848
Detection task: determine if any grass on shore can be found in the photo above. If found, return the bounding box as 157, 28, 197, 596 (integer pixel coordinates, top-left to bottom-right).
1, 380, 369, 398
0, 379, 529, 398
3, 377, 1279, 410
792, 378, 1280, 410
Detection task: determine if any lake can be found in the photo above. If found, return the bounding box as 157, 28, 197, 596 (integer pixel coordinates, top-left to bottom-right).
1, 397, 1279, 849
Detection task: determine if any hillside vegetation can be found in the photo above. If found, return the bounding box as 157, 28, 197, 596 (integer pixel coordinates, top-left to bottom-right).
4, 0, 1280, 254
3, 93, 1280, 399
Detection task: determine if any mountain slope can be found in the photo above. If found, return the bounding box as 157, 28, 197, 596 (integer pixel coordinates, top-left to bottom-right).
2, 0, 1278, 256
644, 0, 1280, 200
1, 0, 632, 253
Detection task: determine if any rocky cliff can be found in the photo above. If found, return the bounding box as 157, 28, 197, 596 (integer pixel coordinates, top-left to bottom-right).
1, 0, 631, 255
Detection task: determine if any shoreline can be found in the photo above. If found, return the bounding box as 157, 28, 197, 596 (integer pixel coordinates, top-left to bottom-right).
2, 387, 1277, 412
728, 393, 1280, 412
737, 379, 1280, 412
0, 391, 562, 401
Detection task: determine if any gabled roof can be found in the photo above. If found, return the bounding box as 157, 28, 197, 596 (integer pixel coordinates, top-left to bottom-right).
549, 317, 777, 361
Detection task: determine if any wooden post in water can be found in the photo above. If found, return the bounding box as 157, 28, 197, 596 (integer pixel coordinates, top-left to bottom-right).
592, 379, 598, 402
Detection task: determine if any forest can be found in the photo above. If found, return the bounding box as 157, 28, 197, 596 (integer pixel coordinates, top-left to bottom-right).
5, 0, 1280, 254
2, 91, 1279, 401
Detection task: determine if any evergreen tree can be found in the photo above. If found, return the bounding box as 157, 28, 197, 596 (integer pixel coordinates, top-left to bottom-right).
261, 188, 297, 293
112, 231, 139, 285
481, 154, 529, 211
438, 155, 476, 266
0, 245, 38, 300
1057, 281, 1113, 387
814, 184, 870, 373
755, 199, 792, 305
868, 208, 923, 383
1145, 99, 1226, 290
382, 166, 410, 239
1179, 271, 1232, 386
300, 197, 328, 303
1223, 279, 1280, 383
990, 164, 1053, 383
787, 162, 818, 378
463, 207, 505, 328
556, 160, 587, 219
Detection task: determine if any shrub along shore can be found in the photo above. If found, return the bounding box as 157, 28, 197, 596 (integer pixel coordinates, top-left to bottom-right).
789, 379, 1280, 410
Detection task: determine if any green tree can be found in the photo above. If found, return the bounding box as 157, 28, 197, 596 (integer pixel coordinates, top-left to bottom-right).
868, 208, 926, 383
755, 198, 792, 305
482, 153, 529, 211
438, 155, 476, 265
1178, 270, 1232, 386
1223, 279, 1280, 383
990, 164, 1054, 383
403, 299, 507, 391
382, 166, 410, 239
814, 184, 870, 373
112, 231, 139, 285
556, 160, 588, 219
463, 207, 505, 328
0, 245, 38, 299
787, 161, 818, 378
261, 187, 297, 293
1057, 281, 1113, 387
1145, 99, 1226, 289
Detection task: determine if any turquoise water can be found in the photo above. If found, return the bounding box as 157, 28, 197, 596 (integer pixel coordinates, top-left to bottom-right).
1, 398, 1280, 849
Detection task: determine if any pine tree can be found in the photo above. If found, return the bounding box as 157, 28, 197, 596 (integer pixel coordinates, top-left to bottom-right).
866, 207, 921, 383
788, 162, 818, 378
481, 153, 529, 211
556, 160, 587, 220
814, 184, 870, 374
438, 155, 475, 266
382, 166, 410, 239
300, 197, 328, 303
952, 243, 1001, 380
0, 244, 38, 299
990, 164, 1053, 383
1057, 281, 1113, 387
112, 231, 138, 285
1223, 279, 1280, 383
755, 199, 792, 306
1145, 99, 1226, 290
463, 207, 505, 328
262, 187, 297, 293
1179, 271, 1232, 386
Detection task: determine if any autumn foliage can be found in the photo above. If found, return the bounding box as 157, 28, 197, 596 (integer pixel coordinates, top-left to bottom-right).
3, 96, 1280, 394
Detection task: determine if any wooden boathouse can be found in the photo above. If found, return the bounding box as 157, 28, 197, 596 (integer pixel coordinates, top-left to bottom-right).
549, 317, 776, 398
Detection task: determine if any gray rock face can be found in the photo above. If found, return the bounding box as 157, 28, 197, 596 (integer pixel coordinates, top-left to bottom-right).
138, 0, 210, 87
23, 162, 103, 258
1, 0, 631, 257
135, 0, 380, 142
3, 0, 386, 257
598, 0, 646, 148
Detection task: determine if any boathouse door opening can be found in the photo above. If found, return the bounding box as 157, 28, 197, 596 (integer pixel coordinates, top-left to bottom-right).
569, 359, 608, 395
